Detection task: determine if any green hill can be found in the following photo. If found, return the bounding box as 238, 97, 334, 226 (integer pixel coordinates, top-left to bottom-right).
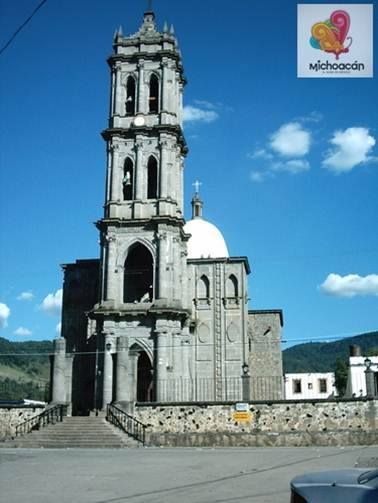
0, 332, 377, 401
0, 337, 53, 401
283, 331, 378, 373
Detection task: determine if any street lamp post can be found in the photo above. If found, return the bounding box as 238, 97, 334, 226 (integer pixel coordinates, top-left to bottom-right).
241, 362, 250, 401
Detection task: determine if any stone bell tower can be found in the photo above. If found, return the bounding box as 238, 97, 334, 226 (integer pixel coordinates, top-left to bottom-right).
91, 10, 191, 407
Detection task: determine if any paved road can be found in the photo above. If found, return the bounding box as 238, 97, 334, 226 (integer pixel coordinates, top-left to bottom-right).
1, 446, 377, 503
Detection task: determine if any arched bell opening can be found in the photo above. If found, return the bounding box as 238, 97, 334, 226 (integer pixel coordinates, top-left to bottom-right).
226, 274, 238, 298
125, 76, 136, 116
123, 243, 154, 303
148, 74, 159, 113
123, 157, 134, 201
147, 156, 158, 199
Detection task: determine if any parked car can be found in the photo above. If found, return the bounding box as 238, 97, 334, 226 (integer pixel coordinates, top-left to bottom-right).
290, 468, 378, 502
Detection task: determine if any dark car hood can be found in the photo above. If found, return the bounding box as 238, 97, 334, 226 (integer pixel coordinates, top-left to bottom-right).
291, 468, 378, 492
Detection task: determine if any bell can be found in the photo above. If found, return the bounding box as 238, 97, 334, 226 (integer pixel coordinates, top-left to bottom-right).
123, 172, 131, 185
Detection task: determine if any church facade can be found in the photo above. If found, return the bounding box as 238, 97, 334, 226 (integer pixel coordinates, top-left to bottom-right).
52, 10, 284, 415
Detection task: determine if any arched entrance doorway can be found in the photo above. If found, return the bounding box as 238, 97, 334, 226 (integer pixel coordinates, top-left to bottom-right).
137, 351, 154, 402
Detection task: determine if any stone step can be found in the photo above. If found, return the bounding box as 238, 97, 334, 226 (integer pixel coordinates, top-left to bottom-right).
2, 415, 141, 449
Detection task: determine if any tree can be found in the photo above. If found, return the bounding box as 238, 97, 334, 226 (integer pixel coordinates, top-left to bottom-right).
334, 357, 348, 396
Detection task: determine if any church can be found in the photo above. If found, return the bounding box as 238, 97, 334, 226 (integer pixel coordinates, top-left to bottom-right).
51, 9, 284, 415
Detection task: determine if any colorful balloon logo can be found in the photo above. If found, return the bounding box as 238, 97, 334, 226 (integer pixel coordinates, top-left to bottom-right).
309, 10, 352, 59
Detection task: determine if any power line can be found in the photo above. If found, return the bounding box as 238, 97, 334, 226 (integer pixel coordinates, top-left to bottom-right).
0, 330, 376, 357
0, 0, 48, 57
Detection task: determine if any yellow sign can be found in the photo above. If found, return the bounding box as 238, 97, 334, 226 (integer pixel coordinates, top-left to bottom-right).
233, 411, 252, 422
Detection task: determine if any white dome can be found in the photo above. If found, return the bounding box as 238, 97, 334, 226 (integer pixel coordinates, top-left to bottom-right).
184, 218, 229, 259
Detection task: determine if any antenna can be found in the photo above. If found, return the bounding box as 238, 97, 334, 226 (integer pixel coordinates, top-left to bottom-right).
147, 0, 153, 11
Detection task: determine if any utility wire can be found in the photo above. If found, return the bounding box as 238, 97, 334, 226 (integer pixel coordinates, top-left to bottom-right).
0, 0, 48, 57
0, 330, 376, 357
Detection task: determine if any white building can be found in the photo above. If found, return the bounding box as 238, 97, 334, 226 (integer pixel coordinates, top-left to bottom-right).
345, 355, 378, 397
284, 373, 337, 400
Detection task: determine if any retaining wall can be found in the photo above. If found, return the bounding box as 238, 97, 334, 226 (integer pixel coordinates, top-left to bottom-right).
0, 406, 46, 440
134, 398, 378, 447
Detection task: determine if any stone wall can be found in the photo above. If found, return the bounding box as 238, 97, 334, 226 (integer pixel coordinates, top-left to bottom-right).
248, 310, 284, 400
134, 398, 378, 447
0, 406, 45, 440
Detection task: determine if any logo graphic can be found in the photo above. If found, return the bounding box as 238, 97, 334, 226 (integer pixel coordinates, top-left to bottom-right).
298, 4, 373, 78
310, 10, 352, 60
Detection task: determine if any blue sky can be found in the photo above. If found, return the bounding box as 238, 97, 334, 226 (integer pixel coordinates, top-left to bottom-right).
0, 0, 377, 347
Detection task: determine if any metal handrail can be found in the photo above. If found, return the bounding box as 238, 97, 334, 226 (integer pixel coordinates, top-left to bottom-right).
106, 404, 146, 445
15, 404, 67, 437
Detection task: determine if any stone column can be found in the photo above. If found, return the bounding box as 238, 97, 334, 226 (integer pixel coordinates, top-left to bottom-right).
65, 353, 74, 414
105, 145, 112, 207
102, 334, 113, 408
110, 67, 116, 116
178, 83, 183, 126
173, 236, 180, 302
52, 338, 66, 403
158, 232, 168, 300
159, 140, 168, 199
129, 351, 139, 402
116, 337, 129, 402
181, 246, 188, 310
155, 330, 168, 401
137, 61, 145, 114
135, 140, 144, 200
105, 236, 116, 302
365, 368, 375, 397
110, 144, 120, 202
114, 64, 122, 115
161, 60, 167, 112
179, 154, 184, 213
180, 333, 191, 401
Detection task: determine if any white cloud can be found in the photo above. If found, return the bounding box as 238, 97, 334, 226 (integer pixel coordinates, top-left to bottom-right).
14, 326, 32, 337
248, 120, 312, 182
295, 111, 323, 123
40, 289, 63, 316
272, 159, 310, 174
17, 291, 34, 301
0, 303, 10, 328
320, 273, 378, 297
270, 122, 311, 157
250, 171, 267, 183
193, 99, 217, 110
323, 127, 376, 173
56, 322, 62, 335
183, 105, 218, 123
248, 148, 274, 161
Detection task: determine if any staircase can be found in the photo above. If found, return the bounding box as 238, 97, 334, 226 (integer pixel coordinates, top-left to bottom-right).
4, 414, 140, 449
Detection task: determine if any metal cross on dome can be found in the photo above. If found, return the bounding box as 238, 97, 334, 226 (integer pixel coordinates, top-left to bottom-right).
147, 0, 153, 10
193, 180, 202, 195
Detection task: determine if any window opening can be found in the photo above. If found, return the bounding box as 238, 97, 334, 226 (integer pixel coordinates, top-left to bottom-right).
123, 157, 133, 200
318, 379, 327, 393
293, 379, 302, 394
126, 76, 136, 116
198, 275, 210, 298
124, 244, 153, 303
226, 274, 238, 298
147, 156, 158, 199
149, 74, 159, 113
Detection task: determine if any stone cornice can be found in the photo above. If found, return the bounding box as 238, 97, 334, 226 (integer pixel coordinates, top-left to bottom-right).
187, 256, 251, 275
101, 125, 188, 154
249, 309, 284, 327
88, 303, 190, 320
96, 215, 186, 232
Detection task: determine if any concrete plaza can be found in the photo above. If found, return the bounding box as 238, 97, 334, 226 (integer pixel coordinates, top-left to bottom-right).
1, 446, 377, 503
